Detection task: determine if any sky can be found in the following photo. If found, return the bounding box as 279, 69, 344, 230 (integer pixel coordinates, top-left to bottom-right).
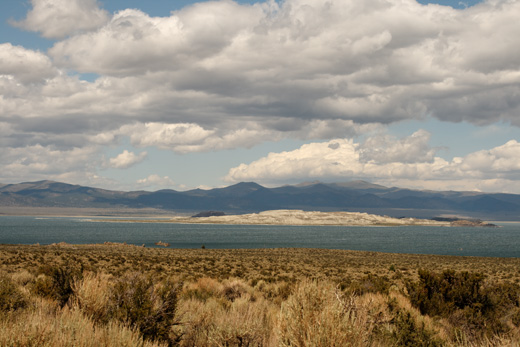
1, 0, 520, 193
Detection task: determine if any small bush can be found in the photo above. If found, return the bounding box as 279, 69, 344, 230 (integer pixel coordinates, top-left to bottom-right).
277, 279, 375, 346
407, 269, 489, 317
407, 269, 516, 340
0, 300, 165, 347
387, 300, 442, 347
72, 272, 113, 324
220, 279, 251, 302
182, 277, 223, 302
348, 273, 391, 295
10, 270, 34, 286
32, 262, 83, 307
111, 272, 181, 344
0, 273, 27, 312
177, 291, 276, 346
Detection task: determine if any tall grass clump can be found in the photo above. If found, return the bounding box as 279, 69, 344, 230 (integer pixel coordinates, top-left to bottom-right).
0, 298, 165, 347
72, 271, 113, 323
177, 278, 277, 346
277, 279, 380, 346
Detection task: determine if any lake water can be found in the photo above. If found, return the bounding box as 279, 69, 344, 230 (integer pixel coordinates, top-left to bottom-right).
0, 216, 519, 258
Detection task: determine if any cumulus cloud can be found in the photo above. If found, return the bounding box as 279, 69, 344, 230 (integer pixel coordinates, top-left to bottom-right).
224, 132, 520, 192
11, 0, 109, 39
116, 120, 376, 154
3, 0, 520, 190
359, 129, 436, 164
108, 150, 147, 169
3, 0, 520, 139
0, 43, 57, 83
49, 3, 260, 75
0, 144, 101, 182
136, 174, 175, 189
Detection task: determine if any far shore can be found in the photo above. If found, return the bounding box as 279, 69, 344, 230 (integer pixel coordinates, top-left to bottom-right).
0, 206, 183, 218
90, 209, 453, 227
0, 207, 502, 227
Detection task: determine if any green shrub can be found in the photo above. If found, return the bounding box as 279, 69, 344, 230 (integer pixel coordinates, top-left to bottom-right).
406, 269, 518, 339
407, 269, 489, 317
348, 273, 391, 295
110, 272, 181, 344
390, 310, 442, 347
0, 273, 27, 312
32, 262, 83, 306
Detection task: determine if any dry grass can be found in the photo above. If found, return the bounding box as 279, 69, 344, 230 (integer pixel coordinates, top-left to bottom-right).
2, 244, 519, 285
0, 297, 164, 347
1, 244, 520, 346
71, 271, 113, 323
277, 279, 378, 346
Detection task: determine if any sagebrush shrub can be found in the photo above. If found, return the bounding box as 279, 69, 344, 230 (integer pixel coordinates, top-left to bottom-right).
72, 271, 113, 323
31, 262, 82, 306
386, 298, 442, 347
407, 269, 488, 317
406, 269, 519, 340
348, 273, 391, 295
0, 273, 27, 312
277, 279, 375, 347
177, 278, 275, 347
111, 272, 181, 344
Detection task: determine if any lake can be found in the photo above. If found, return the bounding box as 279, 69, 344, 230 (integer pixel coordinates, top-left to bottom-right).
0, 216, 519, 257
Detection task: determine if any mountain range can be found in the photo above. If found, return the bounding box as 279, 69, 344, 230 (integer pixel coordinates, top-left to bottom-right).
1, 180, 520, 220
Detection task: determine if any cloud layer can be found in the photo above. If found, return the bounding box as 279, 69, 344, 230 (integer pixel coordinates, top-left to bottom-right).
11, 0, 109, 39
1, 0, 520, 191
225, 132, 520, 193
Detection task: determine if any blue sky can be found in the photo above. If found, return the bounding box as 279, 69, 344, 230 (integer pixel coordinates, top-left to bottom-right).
1, 0, 520, 193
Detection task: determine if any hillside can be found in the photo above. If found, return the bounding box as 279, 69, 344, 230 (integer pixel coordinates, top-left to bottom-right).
1, 180, 520, 220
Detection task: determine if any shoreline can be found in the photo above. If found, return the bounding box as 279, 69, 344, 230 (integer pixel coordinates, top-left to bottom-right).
1, 208, 500, 227
90, 210, 500, 227
87, 211, 452, 227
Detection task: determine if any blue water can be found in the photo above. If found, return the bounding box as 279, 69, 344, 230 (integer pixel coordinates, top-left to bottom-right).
0, 216, 519, 257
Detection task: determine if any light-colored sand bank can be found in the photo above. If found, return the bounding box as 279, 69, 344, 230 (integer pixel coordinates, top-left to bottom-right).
168, 209, 451, 226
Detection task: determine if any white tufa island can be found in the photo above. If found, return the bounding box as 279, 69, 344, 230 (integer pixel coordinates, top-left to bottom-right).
170, 210, 451, 226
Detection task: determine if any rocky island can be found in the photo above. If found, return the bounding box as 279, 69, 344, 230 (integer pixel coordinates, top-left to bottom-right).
169, 209, 452, 226
92, 209, 497, 227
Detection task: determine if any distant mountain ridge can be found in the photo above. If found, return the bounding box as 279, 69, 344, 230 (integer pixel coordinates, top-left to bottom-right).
1, 180, 520, 220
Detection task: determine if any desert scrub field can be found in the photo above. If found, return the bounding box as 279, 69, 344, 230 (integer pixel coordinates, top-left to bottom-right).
1, 243, 520, 346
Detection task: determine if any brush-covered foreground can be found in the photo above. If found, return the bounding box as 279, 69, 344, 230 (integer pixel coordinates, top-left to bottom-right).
1, 244, 520, 346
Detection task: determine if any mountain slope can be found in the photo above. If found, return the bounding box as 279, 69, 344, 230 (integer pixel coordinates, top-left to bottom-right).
1, 180, 520, 220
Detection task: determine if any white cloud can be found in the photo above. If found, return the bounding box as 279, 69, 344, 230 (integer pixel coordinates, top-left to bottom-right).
4, 0, 520, 136
0, 144, 101, 182
117, 120, 376, 154
225, 138, 362, 183
11, 0, 109, 39
225, 132, 520, 193
120, 122, 281, 153
3, 0, 520, 190
13, 0, 509, 132
459, 140, 520, 174
0, 43, 57, 83
122, 123, 215, 151
136, 174, 175, 189
108, 150, 147, 169
49, 2, 261, 75
359, 129, 436, 164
